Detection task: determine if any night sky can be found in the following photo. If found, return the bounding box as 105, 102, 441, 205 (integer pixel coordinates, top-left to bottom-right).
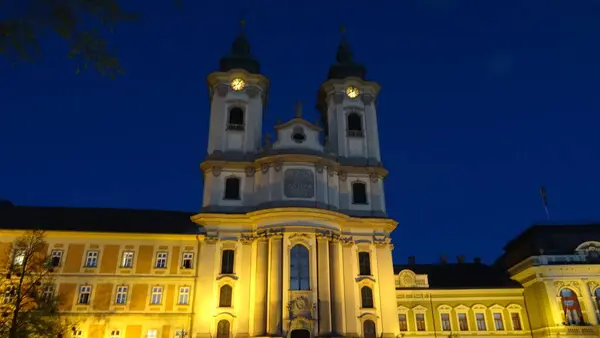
2, 0, 600, 265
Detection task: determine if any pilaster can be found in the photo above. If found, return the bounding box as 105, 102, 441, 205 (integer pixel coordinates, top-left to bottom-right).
581, 280, 599, 325
253, 237, 269, 336
374, 238, 399, 338
317, 234, 332, 335
330, 237, 346, 335
193, 237, 219, 338
236, 239, 254, 337
268, 233, 284, 335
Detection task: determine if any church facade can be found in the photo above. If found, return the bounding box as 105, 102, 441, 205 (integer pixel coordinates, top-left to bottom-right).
2, 30, 600, 338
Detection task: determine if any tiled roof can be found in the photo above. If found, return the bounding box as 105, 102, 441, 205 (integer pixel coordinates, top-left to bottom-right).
0, 203, 201, 235
394, 263, 522, 289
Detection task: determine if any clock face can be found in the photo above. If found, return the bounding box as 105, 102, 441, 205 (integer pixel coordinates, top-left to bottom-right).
231, 78, 246, 91
346, 86, 360, 99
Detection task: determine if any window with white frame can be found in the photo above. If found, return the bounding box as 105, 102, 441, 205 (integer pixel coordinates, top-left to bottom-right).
42, 284, 54, 302
440, 313, 451, 331
3, 286, 16, 304
109, 329, 121, 338
121, 251, 134, 268
511, 312, 523, 330
493, 312, 504, 330
115, 285, 128, 304
72, 330, 82, 337
50, 249, 63, 267
84, 250, 99, 267
12, 249, 25, 266
398, 314, 408, 331
78, 285, 91, 304
476, 313, 487, 331
182, 252, 193, 269
178, 286, 190, 305
146, 329, 158, 338
155, 252, 168, 268
458, 313, 469, 331
150, 286, 163, 304
415, 313, 426, 331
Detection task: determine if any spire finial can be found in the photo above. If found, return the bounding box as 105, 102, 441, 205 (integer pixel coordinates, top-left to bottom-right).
295, 102, 303, 118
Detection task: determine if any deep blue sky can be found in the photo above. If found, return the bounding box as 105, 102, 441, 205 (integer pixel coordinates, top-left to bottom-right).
2, 0, 600, 264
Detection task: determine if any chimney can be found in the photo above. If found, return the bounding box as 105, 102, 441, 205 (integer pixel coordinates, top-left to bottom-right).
457, 255, 465, 263
440, 255, 447, 264
408, 256, 416, 265
474, 257, 481, 264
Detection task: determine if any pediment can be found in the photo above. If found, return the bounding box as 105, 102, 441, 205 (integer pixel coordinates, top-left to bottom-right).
397, 305, 410, 312
472, 304, 487, 310
489, 304, 504, 310
507, 303, 522, 310
437, 304, 453, 312
412, 305, 428, 312
455, 304, 469, 311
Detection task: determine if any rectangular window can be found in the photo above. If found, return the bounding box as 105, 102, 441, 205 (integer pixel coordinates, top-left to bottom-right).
155, 252, 168, 268
78, 285, 91, 304
493, 313, 504, 330
121, 251, 134, 268
458, 313, 469, 331
441, 313, 451, 331
416, 313, 426, 331
399, 314, 408, 331
42, 284, 54, 302
221, 250, 235, 274
72, 330, 83, 338
115, 286, 128, 304
150, 286, 163, 304
50, 250, 63, 267
182, 252, 193, 269
178, 286, 190, 305
358, 252, 371, 275
3, 286, 16, 304
511, 312, 522, 330
476, 313, 487, 331
146, 330, 158, 338
84, 250, 99, 267
12, 249, 25, 266
110, 330, 121, 338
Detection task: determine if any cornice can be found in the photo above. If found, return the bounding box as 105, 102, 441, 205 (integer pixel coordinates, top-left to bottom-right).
0, 229, 204, 241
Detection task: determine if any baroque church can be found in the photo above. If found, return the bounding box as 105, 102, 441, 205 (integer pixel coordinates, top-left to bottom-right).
2, 29, 600, 338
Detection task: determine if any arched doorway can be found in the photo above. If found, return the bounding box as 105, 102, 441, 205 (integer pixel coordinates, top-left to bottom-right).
290, 329, 310, 338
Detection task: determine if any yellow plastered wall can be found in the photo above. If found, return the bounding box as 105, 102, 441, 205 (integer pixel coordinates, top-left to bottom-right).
100, 244, 119, 273
136, 245, 154, 273
63, 244, 84, 273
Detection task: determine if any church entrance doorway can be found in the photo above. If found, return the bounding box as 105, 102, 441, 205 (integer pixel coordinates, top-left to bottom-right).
290, 329, 310, 338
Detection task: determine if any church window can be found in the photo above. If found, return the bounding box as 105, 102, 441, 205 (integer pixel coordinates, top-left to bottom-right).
352, 182, 367, 204
561, 288, 583, 325
219, 285, 232, 307
476, 313, 486, 331
217, 320, 230, 338
224, 177, 241, 200
458, 313, 469, 331
290, 244, 310, 290
227, 107, 245, 130
441, 313, 451, 331
398, 314, 408, 331
363, 320, 376, 338
510, 313, 522, 330
347, 113, 363, 137
360, 286, 374, 308
221, 250, 235, 274
415, 313, 426, 331
493, 312, 504, 330
358, 252, 371, 275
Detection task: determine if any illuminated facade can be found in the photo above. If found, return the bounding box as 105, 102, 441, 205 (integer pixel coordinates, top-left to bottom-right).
1, 31, 600, 338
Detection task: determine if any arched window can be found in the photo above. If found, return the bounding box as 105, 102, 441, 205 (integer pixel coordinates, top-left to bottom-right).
347, 113, 363, 137
358, 252, 371, 276
352, 182, 367, 204
361, 286, 374, 308
363, 320, 376, 338
221, 250, 234, 274
224, 177, 240, 200
561, 288, 583, 325
290, 244, 310, 290
227, 107, 244, 130
219, 285, 232, 307
595, 289, 600, 315
216, 320, 230, 338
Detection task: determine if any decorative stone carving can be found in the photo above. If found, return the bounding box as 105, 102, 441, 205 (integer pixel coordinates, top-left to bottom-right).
289, 233, 311, 241
340, 236, 354, 245
373, 236, 392, 247
215, 85, 229, 97
361, 94, 374, 105
274, 161, 283, 172
204, 236, 219, 244
369, 172, 379, 183
338, 171, 347, 181
588, 281, 599, 290
245, 166, 256, 177
261, 163, 269, 173
327, 166, 335, 177
211, 166, 222, 177
284, 169, 315, 198
316, 230, 339, 241
240, 233, 255, 244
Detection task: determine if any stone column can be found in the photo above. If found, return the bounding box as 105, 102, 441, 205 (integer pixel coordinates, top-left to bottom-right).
237, 240, 253, 338
375, 240, 400, 338
253, 238, 269, 336
581, 280, 599, 325
329, 238, 345, 335
317, 234, 332, 335
268, 234, 283, 335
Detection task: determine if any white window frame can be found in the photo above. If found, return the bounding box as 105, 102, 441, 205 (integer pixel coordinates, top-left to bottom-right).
84, 250, 99, 267
3, 285, 16, 304
146, 329, 158, 338
155, 252, 168, 268
456, 312, 469, 331
50, 249, 63, 267
78, 285, 91, 304
42, 284, 55, 301
72, 330, 83, 338
12, 249, 25, 266
121, 251, 134, 268
493, 312, 505, 331
109, 329, 121, 338
475, 312, 487, 331
182, 252, 194, 269
115, 285, 128, 304
440, 312, 452, 331
150, 286, 163, 305
178, 286, 190, 305
506, 304, 524, 331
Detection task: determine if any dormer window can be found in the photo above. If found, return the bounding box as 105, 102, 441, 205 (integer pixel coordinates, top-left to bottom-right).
291, 126, 306, 144
224, 177, 241, 200
352, 182, 367, 204
347, 113, 363, 137
227, 107, 245, 131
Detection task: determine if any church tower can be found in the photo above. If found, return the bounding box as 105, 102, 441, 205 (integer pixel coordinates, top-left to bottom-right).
205, 25, 269, 160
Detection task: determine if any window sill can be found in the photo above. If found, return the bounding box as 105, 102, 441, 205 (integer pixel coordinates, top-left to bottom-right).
223, 198, 241, 201
352, 202, 369, 206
